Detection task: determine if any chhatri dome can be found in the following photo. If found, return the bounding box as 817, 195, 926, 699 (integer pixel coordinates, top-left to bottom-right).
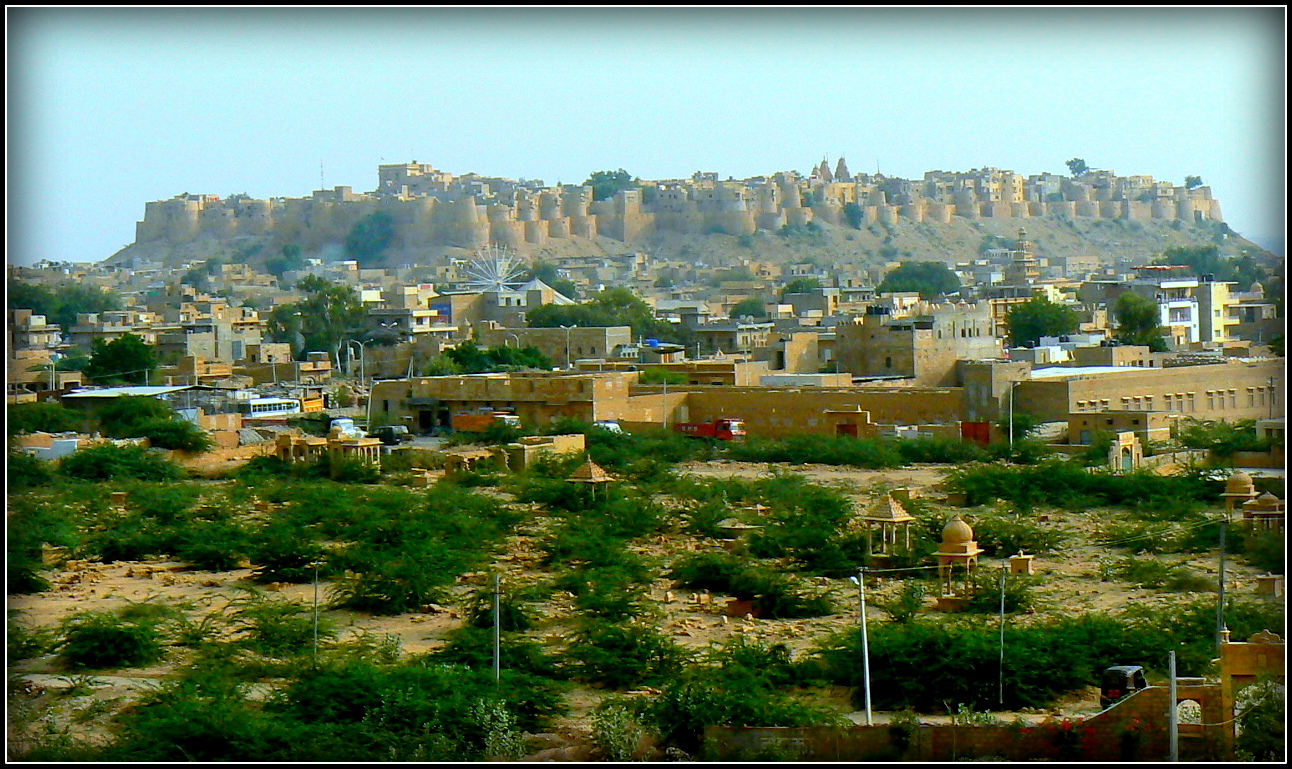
1224, 469, 1256, 497
942, 515, 975, 545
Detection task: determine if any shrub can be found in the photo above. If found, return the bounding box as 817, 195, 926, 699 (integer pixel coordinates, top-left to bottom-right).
231, 597, 334, 657
59, 444, 181, 481
567, 621, 691, 689
248, 521, 329, 584
640, 676, 842, 752
7, 497, 76, 594
592, 702, 647, 761
669, 552, 834, 619
380, 449, 445, 473
174, 518, 253, 572
894, 436, 991, 464
132, 418, 213, 453
726, 434, 904, 469
8, 449, 55, 489
1243, 530, 1284, 574
236, 454, 294, 479
472, 699, 528, 760
1235, 679, 1285, 761
463, 585, 534, 632
879, 580, 927, 623
9, 613, 54, 663
7, 401, 84, 436
1099, 556, 1216, 592
970, 513, 1068, 556
963, 571, 1036, 613
558, 566, 651, 621
57, 611, 165, 669
1176, 418, 1273, 457
428, 627, 564, 679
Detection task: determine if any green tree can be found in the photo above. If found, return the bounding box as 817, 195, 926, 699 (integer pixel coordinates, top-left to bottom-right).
7, 280, 122, 331
583, 169, 638, 202
264, 243, 306, 278
344, 211, 396, 266
527, 287, 674, 343
1184, 175, 1204, 190
524, 260, 579, 299
267, 276, 365, 358
444, 342, 552, 374
1004, 297, 1080, 347
1066, 158, 1089, 177
84, 334, 157, 385
780, 277, 822, 298
1155, 245, 1267, 288
843, 201, 864, 229
639, 367, 688, 385
1113, 292, 1168, 351
6, 402, 83, 436
877, 261, 961, 300
95, 395, 175, 436
94, 395, 212, 452
730, 297, 767, 319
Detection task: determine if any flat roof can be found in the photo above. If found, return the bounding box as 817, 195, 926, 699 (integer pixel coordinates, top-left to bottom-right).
62, 386, 194, 398
1028, 366, 1148, 379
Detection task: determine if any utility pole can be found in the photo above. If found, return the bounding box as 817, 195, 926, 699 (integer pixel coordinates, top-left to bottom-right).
493, 573, 501, 684
1169, 650, 1178, 761
998, 568, 1006, 707
850, 568, 873, 725
312, 560, 321, 660
1216, 518, 1227, 651
662, 377, 668, 431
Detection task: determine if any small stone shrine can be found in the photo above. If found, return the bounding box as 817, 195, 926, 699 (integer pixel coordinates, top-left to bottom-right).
935, 515, 983, 597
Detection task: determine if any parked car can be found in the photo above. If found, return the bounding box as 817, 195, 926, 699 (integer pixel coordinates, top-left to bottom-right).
368, 425, 413, 445
593, 420, 625, 435
1100, 665, 1148, 709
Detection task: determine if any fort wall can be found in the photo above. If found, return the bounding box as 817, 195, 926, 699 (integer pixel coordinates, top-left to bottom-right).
132, 164, 1228, 252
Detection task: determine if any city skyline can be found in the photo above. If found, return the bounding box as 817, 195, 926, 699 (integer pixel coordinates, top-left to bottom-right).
7, 7, 1286, 267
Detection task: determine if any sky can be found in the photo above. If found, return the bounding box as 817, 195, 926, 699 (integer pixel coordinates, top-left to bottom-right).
7, 7, 1286, 267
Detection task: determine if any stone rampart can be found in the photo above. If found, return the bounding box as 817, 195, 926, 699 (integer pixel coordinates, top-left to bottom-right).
131, 166, 1227, 251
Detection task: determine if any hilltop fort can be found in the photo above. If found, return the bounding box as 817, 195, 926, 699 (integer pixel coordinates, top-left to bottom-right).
111, 160, 1244, 270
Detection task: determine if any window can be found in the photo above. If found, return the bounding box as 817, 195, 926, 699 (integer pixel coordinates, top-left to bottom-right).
1248, 388, 1256, 407
885, 356, 892, 368
1229, 390, 1237, 408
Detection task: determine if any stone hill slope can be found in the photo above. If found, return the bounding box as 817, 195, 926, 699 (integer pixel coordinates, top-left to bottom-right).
106, 215, 1265, 277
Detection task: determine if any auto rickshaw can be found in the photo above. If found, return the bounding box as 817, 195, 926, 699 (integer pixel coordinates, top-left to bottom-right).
1100, 665, 1148, 709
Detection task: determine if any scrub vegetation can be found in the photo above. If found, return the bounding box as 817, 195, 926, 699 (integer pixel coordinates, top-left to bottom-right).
7, 420, 1283, 760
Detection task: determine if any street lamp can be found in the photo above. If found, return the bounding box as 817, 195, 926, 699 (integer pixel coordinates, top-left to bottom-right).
346, 339, 366, 383
849, 569, 873, 726
1007, 379, 1021, 452
560, 325, 576, 369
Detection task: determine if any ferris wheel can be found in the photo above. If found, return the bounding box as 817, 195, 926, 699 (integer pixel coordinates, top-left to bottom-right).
460, 243, 528, 292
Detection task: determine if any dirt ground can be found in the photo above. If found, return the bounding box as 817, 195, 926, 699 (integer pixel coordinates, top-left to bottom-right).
7, 457, 1269, 756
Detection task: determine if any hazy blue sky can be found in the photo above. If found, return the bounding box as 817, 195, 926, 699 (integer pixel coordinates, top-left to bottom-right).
7, 7, 1285, 266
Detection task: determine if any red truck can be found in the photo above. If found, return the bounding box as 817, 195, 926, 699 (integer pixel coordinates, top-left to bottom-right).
451, 412, 521, 433
673, 418, 746, 441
